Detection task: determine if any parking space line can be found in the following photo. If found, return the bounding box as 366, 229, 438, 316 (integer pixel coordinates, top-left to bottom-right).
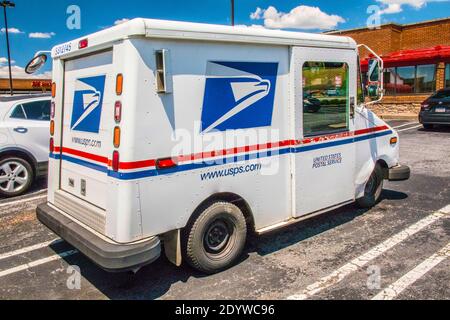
393, 122, 419, 129
287, 208, 449, 300
0, 194, 47, 209
372, 242, 450, 300
397, 125, 423, 133
0, 250, 78, 278
0, 239, 61, 262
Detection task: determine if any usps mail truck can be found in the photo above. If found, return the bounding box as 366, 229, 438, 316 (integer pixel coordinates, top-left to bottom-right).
29, 19, 410, 274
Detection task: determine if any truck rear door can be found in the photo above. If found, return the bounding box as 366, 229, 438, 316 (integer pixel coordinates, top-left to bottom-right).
59, 50, 114, 210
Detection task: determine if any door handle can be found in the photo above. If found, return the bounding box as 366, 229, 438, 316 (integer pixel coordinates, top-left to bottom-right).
13, 127, 28, 134
350, 97, 355, 119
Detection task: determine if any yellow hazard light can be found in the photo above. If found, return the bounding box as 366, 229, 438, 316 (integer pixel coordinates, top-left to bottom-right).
390, 137, 398, 145
50, 120, 55, 136
116, 74, 123, 96
113, 126, 121, 148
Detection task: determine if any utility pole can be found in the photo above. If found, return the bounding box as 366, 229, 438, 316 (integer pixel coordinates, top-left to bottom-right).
231, 0, 235, 26
1, 1, 15, 96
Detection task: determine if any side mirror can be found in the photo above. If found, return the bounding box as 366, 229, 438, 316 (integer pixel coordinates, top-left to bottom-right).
368, 59, 380, 82
25, 54, 48, 74
367, 58, 383, 100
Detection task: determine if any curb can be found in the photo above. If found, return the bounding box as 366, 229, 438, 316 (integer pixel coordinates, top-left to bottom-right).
378, 114, 418, 121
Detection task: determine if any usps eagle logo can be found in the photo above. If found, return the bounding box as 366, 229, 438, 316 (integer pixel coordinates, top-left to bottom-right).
70, 75, 106, 133
201, 62, 278, 133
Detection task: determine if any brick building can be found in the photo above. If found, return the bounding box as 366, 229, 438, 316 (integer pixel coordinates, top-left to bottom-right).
328, 17, 450, 116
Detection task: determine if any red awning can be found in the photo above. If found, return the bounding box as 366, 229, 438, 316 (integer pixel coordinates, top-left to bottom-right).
361, 46, 450, 71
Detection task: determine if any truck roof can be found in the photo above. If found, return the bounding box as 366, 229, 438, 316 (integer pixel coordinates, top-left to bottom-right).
51, 18, 357, 59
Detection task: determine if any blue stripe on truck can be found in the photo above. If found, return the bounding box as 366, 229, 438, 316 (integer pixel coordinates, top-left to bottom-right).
50, 130, 393, 180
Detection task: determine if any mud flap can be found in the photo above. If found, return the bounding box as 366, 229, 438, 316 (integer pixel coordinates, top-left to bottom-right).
163, 229, 182, 267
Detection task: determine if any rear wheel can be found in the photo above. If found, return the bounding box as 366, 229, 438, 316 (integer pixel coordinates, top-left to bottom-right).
183, 202, 247, 274
423, 124, 433, 130
357, 164, 384, 209
0, 157, 34, 198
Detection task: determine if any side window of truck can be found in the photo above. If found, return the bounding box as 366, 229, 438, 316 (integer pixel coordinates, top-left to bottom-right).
302, 62, 350, 137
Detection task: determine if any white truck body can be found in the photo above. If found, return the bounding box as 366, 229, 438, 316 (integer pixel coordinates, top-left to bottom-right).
37, 19, 409, 272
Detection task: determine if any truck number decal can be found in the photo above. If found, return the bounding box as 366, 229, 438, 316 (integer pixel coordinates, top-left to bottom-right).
54, 43, 72, 56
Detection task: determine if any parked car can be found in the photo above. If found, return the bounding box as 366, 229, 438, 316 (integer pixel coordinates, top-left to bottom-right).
326, 88, 342, 96
303, 93, 322, 113
0, 94, 51, 197
419, 88, 450, 129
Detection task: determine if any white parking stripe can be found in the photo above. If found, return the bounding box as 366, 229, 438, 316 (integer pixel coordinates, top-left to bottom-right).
0, 250, 78, 278
0, 194, 47, 209
441, 204, 450, 214
397, 125, 423, 133
393, 122, 419, 129
0, 239, 61, 262
372, 243, 450, 300
287, 208, 449, 300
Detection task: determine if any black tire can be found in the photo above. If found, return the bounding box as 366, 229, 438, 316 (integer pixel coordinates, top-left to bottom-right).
423, 124, 433, 130
0, 157, 34, 198
357, 164, 384, 209
183, 201, 247, 274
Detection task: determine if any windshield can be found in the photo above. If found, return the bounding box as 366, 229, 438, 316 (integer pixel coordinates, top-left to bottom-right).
432, 90, 450, 99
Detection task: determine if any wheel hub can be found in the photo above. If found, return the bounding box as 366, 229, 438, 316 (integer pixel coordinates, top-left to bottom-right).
204, 220, 231, 254
0, 161, 28, 194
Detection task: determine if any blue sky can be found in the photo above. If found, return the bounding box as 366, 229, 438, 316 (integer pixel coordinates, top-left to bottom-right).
0, 0, 449, 78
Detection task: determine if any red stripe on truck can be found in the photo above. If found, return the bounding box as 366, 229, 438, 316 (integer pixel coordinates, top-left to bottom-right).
52, 125, 391, 171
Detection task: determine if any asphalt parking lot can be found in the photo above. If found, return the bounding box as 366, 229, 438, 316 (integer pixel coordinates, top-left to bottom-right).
0, 121, 449, 300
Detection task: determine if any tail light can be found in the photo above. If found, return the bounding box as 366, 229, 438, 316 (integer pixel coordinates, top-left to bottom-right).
421, 103, 431, 111
50, 102, 55, 118
49, 138, 54, 153
116, 74, 123, 96
50, 120, 55, 136
156, 158, 177, 170
113, 127, 121, 148
112, 151, 120, 172
51, 82, 56, 98
114, 101, 122, 123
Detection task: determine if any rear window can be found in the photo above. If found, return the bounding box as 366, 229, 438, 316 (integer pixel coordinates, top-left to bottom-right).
432, 90, 450, 99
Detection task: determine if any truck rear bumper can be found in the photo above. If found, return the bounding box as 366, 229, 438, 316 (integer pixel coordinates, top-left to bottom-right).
388, 165, 411, 182
36, 203, 161, 272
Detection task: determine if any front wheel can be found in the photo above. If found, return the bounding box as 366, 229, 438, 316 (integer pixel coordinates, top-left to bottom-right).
357, 164, 384, 209
0, 157, 34, 198
423, 124, 433, 130
183, 202, 247, 274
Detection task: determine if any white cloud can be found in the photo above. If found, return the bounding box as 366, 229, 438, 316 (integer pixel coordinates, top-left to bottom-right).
235, 24, 267, 29
250, 5, 345, 30
29, 32, 56, 39
377, 0, 449, 14
250, 8, 264, 20
0, 57, 15, 65
0, 27, 24, 34
0, 65, 51, 79
114, 18, 130, 25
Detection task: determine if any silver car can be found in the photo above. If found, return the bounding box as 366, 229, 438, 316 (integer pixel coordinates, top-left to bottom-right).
0, 94, 51, 197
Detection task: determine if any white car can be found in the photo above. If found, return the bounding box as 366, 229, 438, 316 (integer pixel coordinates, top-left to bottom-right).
0, 95, 51, 197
